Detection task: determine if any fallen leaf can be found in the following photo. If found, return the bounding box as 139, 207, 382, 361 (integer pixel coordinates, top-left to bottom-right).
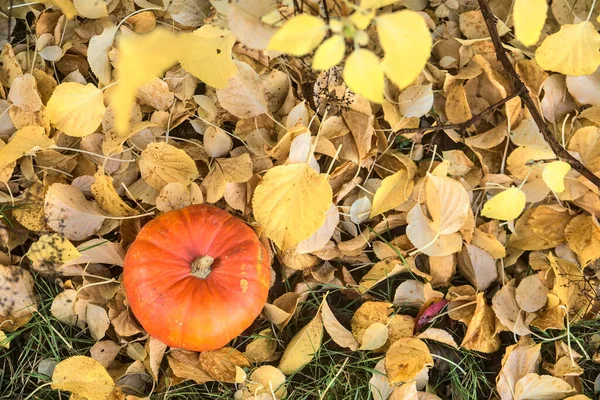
139, 142, 199, 190
371, 170, 413, 217
51, 356, 114, 400
496, 337, 541, 400
513, 373, 574, 400
0, 126, 53, 167
44, 183, 107, 241
385, 338, 433, 383
321, 299, 359, 351
199, 346, 251, 383
278, 311, 324, 375
47, 82, 106, 137
359, 323, 389, 350
86, 304, 109, 341
216, 60, 267, 119
253, 163, 332, 250
0, 265, 37, 331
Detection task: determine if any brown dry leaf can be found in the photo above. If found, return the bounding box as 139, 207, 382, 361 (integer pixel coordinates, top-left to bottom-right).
549, 255, 590, 318
156, 182, 203, 211
322, 299, 359, 351
216, 60, 267, 118
496, 336, 541, 400
508, 209, 556, 251
528, 205, 572, 246
86, 303, 110, 341
461, 293, 501, 353
204, 153, 253, 203
263, 292, 299, 330
0, 265, 37, 332
199, 346, 251, 383
278, 311, 324, 375
491, 280, 532, 336
51, 289, 78, 326
167, 350, 214, 384
342, 106, 374, 161
457, 244, 498, 291
385, 338, 433, 383
51, 356, 114, 400
90, 340, 120, 368
144, 337, 167, 381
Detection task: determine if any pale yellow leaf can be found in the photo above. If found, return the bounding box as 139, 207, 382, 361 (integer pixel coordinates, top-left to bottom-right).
535, 21, 600, 76
313, 34, 345, 70
113, 28, 180, 134
418, 328, 458, 348
177, 25, 237, 89
542, 161, 570, 193
247, 365, 287, 398
343, 49, 384, 103
278, 312, 324, 375
41, 0, 77, 19
513, 0, 547, 46
0, 265, 38, 332
296, 203, 339, 254
481, 187, 526, 221
0, 126, 53, 167
361, 0, 400, 8
51, 290, 78, 326
514, 373, 574, 400
74, 0, 108, 18
47, 83, 106, 137
378, 11, 432, 89
215, 60, 267, 118
139, 142, 199, 190
371, 170, 413, 217
515, 275, 548, 313
267, 14, 327, 56
359, 322, 389, 350
321, 299, 359, 351
253, 163, 332, 250
51, 356, 114, 400
496, 337, 541, 400
86, 304, 109, 341
88, 26, 117, 86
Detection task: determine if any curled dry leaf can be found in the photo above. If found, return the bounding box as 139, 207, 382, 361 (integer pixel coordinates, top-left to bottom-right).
321, 298, 359, 351
417, 328, 458, 348
370, 359, 394, 400
244, 328, 278, 363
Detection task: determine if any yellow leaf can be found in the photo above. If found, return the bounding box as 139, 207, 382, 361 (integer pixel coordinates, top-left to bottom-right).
535, 21, 600, 76
278, 312, 323, 375
113, 28, 180, 134
26, 234, 81, 270
513, 0, 547, 46
177, 25, 237, 90
0, 126, 53, 167
267, 14, 327, 56
47, 82, 106, 137
514, 373, 574, 400
377, 11, 432, 89
343, 49, 384, 103
312, 35, 345, 70
139, 142, 199, 190
73, 0, 108, 18
481, 187, 526, 221
51, 356, 115, 400
91, 170, 137, 217
253, 163, 333, 250
385, 338, 433, 383
361, 0, 401, 8
370, 170, 413, 217
41, 0, 77, 19
542, 161, 571, 193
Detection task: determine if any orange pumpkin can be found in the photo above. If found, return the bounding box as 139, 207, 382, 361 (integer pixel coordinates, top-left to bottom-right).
123, 204, 271, 351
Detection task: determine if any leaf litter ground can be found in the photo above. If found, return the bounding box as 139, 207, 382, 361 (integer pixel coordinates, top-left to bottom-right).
2, 0, 600, 400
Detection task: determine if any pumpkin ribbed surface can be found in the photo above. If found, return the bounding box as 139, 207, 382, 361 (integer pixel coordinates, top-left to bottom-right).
123, 204, 271, 351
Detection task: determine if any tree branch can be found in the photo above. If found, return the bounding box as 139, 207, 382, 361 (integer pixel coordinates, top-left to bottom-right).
395, 88, 524, 135
476, 0, 600, 189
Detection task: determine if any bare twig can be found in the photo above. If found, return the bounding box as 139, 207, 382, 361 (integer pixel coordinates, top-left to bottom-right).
322, 0, 331, 23
395, 88, 524, 135
476, 0, 600, 188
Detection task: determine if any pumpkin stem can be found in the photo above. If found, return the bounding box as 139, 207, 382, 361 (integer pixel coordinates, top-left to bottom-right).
190, 255, 214, 279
